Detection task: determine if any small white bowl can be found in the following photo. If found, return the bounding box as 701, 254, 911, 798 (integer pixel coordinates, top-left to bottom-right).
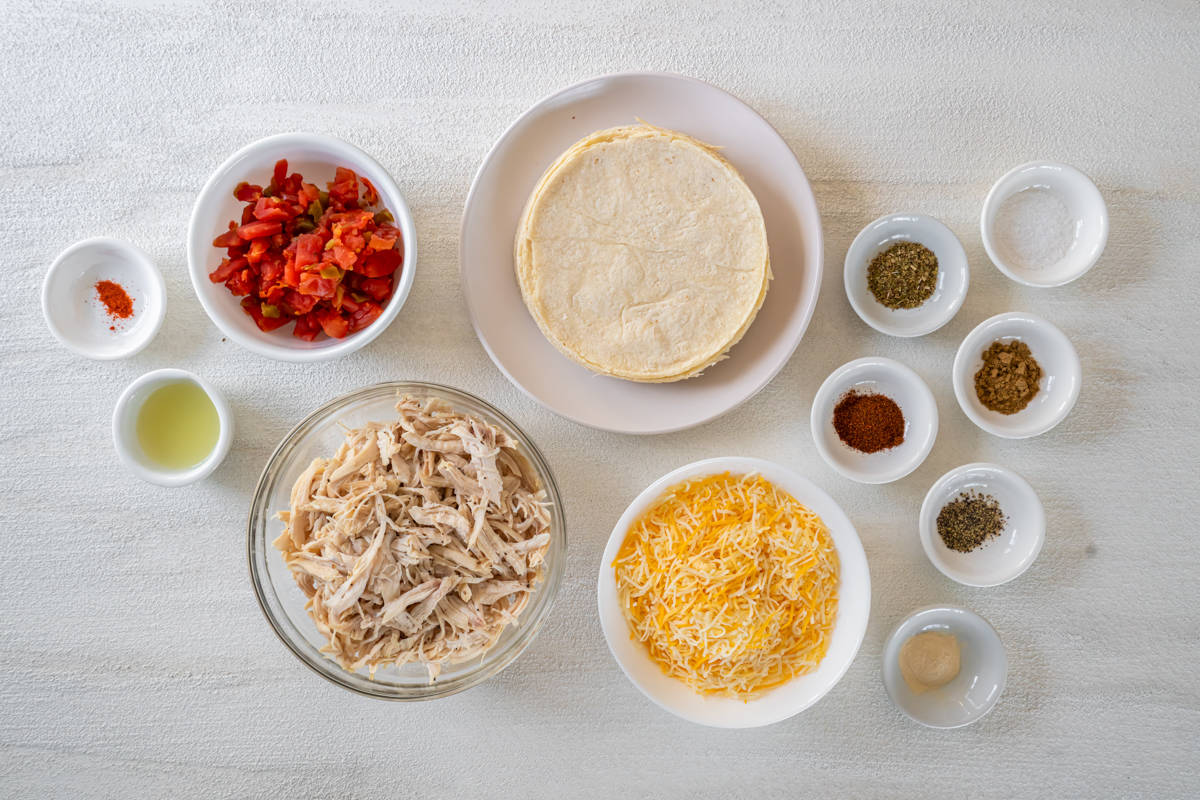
953, 311, 1080, 439
981, 161, 1108, 287
811, 357, 938, 484
112, 368, 233, 487
41, 237, 166, 360
187, 133, 417, 362
597, 457, 870, 728
882, 605, 1007, 729
919, 463, 1045, 587
844, 213, 968, 338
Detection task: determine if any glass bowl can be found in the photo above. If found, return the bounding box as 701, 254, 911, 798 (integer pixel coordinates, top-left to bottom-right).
247, 381, 566, 700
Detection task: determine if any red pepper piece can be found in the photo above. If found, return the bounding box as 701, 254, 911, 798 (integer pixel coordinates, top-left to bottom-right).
241, 296, 290, 332
357, 248, 401, 278
237, 220, 283, 240
208, 256, 246, 283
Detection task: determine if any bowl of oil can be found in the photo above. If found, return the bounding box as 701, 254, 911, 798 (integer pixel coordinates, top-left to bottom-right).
112, 368, 232, 487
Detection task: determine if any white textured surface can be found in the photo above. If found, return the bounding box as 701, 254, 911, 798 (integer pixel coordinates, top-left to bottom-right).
2, 2, 1198, 797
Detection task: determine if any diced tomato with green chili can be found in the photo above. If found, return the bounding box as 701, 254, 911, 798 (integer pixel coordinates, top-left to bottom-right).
358, 248, 401, 278
313, 309, 349, 339
330, 245, 357, 270
297, 272, 337, 299
360, 276, 393, 302
240, 297, 289, 331
292, 311, 322, 341
282, 290, 319, 316
361, 177, 379, 207
294, 233, 323, 268
237, 220, 282, 240
212, 227, 242, 249
328, 167, 360, 207
212, 158, 401, 340
245, 238, 270, 265
262, 283, 286, 306
347, 300, 383, 332
208, 256, 246, 283
253, 196, 292, 222
226, 268, 257, 296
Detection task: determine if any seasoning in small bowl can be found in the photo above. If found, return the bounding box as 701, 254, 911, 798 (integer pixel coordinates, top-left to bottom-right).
41, 237, 167, 360
953, 312, 1080, 439
898, 630, 961, 695
936, 490, 1006, 553
882, 606, 1006, 728
867, 241, 938, 310
975, 340, 1042, 415
843, 213, 969, 338
811, 357, 938, 484
112, 369, 233, 487
832, 390, 905, 454
919, 463, 1044, 587
981, 161, 1108, 287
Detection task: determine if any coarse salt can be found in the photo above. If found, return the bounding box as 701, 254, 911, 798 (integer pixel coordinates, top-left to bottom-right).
993, 187, 1077, 271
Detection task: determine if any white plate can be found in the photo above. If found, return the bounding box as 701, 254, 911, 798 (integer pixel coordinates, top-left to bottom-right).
844, 213, 969, 338
461, 73, 823, 434
597, 457, 870, 728
919, 463, 1045, 587
810, 357, 939, 484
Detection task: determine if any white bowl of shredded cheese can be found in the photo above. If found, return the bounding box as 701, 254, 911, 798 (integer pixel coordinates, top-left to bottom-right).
596, 457, 870, 728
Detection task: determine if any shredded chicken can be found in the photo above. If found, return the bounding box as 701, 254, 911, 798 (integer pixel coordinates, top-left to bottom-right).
274, 394, 552, 680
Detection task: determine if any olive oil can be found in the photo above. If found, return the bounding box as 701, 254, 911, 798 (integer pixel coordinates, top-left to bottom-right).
136, 381, 219, 470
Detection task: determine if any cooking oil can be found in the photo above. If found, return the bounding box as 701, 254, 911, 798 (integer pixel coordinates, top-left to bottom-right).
136, 380, 219, 470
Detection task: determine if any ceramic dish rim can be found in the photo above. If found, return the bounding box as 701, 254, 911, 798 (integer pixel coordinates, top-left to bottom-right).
979, 159, 1109, 288
952, 311, 1081, 439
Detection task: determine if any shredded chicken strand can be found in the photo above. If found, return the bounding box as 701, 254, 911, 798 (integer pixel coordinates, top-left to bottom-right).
274, 394, 551, 680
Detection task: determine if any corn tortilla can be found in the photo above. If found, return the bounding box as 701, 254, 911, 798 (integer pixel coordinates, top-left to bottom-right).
514, 124, 770, 382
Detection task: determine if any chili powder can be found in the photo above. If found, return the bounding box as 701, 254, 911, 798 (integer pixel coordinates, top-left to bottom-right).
832, 390, 905, 453
95, 280, 134, 330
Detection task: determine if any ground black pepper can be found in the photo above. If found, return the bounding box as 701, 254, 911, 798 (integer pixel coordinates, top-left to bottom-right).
936, 491, 1006, 552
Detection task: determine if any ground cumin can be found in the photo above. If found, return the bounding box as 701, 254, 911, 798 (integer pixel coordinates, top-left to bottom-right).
974, 340, 1042, 414
832, 390, 905, 453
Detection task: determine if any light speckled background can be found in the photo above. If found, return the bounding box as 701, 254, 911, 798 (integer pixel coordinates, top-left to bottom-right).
2, 2, 1198, 798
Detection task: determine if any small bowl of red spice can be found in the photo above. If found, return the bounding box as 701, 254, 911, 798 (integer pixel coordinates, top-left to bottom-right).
41, 237, 166, 360
810, 357, 938, 484
187, 133, 417, 362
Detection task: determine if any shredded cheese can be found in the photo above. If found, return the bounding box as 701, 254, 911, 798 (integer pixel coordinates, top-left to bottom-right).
613, 472, 839, 699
